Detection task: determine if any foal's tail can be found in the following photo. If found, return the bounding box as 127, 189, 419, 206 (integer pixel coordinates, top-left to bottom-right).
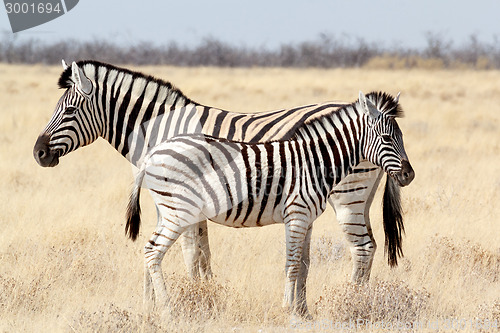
126, 166, 146, 241
383, 175, 405, 267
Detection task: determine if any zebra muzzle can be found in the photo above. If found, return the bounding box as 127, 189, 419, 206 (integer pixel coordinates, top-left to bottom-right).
394, 159, 414, 187
33, 134, 60, 167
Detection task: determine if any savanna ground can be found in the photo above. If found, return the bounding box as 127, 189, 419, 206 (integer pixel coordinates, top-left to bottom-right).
0, 64, 499, 332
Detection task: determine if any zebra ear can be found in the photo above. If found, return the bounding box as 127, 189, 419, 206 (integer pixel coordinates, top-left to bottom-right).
71, 62, 93, 95
62, 59, 68, 70
394, 92, 400, 104
359, 91, 380, 120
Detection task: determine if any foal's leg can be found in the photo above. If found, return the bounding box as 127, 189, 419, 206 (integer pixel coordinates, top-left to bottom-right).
145, 211, 209, 310
144, 220, 187, 310
329, 163, 383, 284
144, 259, 155, 312
144, 205, 162, 311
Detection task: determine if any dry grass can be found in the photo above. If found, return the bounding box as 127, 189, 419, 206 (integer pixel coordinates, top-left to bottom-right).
1, 64, 499, 332
315, 281, 430, 324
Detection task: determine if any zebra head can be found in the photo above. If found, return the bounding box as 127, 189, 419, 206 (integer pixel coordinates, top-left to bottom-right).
34, 61, 98, 167
358, 91, 415, 187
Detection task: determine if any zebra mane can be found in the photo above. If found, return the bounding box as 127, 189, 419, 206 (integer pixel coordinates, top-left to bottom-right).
57, 60, 195, 105
58, 65, 73, 89
366, 91, 404, 118
294, 91, 403, 139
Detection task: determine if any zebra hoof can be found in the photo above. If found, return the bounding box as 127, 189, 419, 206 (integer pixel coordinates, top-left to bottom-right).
290, 311, 313, 326
294, 303, 312, 320
291, 308, 313, 321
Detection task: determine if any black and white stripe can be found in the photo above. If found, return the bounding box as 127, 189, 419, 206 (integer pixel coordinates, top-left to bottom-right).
34, 60, 407, 285
51, 61, 343, 168
126, 91, 414, 317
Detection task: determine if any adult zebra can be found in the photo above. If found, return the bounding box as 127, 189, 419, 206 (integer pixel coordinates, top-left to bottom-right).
126, 91, 414, 316
34, 60, 405, 286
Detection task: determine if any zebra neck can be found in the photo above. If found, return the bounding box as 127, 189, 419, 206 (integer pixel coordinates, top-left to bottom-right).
296, 105, 364, 188
88, 63, 202, 166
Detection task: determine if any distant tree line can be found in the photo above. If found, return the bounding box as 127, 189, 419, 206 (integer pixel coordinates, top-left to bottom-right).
1, 32, 499, 69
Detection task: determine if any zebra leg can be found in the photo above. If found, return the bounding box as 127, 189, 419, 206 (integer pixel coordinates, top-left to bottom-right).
197, 221, 213, 279
329, 163, 383, 284
144, 260, 155, 312
295, 225, 312, 319
144, 205, 162, 310
282, 218, 309, 317
179, 221, 213, 280
144, 221, 187, 310
179, 225, 201, 279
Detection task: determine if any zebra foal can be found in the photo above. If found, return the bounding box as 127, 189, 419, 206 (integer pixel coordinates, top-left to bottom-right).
126, 91, 414, 317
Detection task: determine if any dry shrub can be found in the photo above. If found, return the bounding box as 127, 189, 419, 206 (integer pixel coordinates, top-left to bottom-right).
422, 236, 500, 284
0, 275, 17, 311
493, 301, 500, 322
364, 55, 445, 70
414, 57, 445, 70
476, 300, 500, 324
69, 276, 244, 332
167, 274, 237, 321
315, 280, 430, 323
363, 56, 410, 70
475, 56, 493, 70
0, 234, 133, 320
71, 304, 164, 332
0, 271, 53, 314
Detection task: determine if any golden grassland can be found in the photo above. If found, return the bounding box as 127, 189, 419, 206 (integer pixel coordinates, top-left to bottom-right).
0, 64, 499, 332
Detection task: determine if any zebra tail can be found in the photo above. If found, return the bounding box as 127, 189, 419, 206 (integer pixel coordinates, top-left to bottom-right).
383, 175, 405, 267
126, 167, 145, 241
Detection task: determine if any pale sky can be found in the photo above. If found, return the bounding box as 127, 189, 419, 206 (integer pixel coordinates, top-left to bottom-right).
1, 0, 499, 50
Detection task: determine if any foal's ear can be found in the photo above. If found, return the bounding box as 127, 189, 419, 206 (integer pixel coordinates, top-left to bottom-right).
61, 59, 69, 70
359, 91, 381, 120
394, 92, 400, 104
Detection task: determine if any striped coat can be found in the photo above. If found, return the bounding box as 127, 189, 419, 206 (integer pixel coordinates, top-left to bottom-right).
34, 61, 407, 301
126, 91, 414, 317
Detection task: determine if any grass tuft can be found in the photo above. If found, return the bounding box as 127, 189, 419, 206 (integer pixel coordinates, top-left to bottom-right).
315, 280, 430, 324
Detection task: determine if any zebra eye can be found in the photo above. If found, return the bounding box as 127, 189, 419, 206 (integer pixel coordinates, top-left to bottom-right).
64, 106, 77, 115
381, 134, 392, 143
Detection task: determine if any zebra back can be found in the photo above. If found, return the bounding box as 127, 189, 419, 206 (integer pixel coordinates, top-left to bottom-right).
128, 91, 411, 240
57, 60, 347, 167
